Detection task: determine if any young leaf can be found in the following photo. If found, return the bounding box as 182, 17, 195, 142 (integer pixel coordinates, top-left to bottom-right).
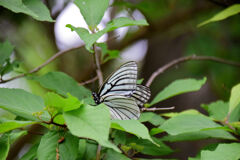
59, 133, 79, 160
0, 40, 14, 67
0, 119, 36, 133
37, 131, 59, 160
201, 143, 240, 160
111, 120, 158, 146
44, 92, 82, 112
150, 77, 206, 106
0, 0, 54, 22
64, 104, 120, 152
97, 43, 120, 63
229, 83, 240, 115
74, 0, 110, 27
198, 4, 240, 27
67, 17, 148, 52
32, 71, 93, 104
0, 88, 50, 121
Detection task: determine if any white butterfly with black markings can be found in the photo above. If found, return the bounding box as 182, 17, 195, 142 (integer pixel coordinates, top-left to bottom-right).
92, 61, 151, 120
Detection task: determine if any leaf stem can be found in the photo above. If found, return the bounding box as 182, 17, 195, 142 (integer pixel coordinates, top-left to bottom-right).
141, 106, 175, 112
93, 44, 104, 86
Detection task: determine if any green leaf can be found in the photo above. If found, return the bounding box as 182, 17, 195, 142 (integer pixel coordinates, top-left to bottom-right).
0, 131, 27, 160
0, 119, 36, 133
105, 149, 130, 160
37, 131, 59, 160
127, 137, 173, 156
74, 0, 109, 27
32, 71, 93, 104
112, 130, 127, 145
111, 120, 158, 146
139, 112, 165, 126
160, 114, 217, 135
0, 40, 14, 66
78, 139, 86, 159
150, 128, 164, 136
67, 17, 148, 52
160, 114, 235, 137
20, 143, 38, 160
229, 83, 240, 114
0, 60, 20, 76
198, 4, 240, 27
201, 143, 240, 160
161, 109, 201, 118
201, 101, 228, 121
161, 129, 236, 142
59, 133, 79, 160
0, 134, 10, 160
64, 104, 120, 152
80, 141, 98, 160
0, 88, 49, 121
150, 78, 206, 106
0, 0, 54, 22
44, 92, 82, 112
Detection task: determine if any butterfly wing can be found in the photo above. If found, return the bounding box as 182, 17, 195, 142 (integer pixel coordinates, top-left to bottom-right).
131, 85, 151, 107
98, 61, 137, 101
103, 95, 140, 120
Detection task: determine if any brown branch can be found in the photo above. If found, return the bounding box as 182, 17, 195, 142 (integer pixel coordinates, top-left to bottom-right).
146, 55, 240, 87
78, 76, 98, 85
141, 106, 175, 112
0, 45, 84, 84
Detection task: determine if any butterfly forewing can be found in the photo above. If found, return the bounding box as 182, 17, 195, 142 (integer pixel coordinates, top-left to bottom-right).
103, 95, 140, 120
98, 61, 138, 100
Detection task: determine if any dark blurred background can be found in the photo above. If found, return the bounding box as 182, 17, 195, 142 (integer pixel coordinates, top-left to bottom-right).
1, 0, 240, 159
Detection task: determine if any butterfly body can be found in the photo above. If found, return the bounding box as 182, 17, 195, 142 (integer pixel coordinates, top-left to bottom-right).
93, 61, 151, 120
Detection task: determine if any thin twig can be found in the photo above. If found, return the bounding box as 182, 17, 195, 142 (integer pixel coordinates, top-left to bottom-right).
146, 55, 240, 87
141, 106, 175, 112
96, 144, 102, 160
0, 45, 84, 84
78, 76, 98, 85
93, 44, 104, 86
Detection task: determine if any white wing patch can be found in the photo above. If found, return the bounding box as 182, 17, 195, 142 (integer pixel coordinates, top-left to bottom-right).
95, 61, 151, 120
103, 95, 140, 120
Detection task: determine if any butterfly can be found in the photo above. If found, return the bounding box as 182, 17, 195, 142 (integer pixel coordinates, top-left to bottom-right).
92, 61, 151, 120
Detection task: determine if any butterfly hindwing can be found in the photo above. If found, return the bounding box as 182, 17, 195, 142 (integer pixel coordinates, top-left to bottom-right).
103, 95, 140, 120
131, 85, 151, 107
